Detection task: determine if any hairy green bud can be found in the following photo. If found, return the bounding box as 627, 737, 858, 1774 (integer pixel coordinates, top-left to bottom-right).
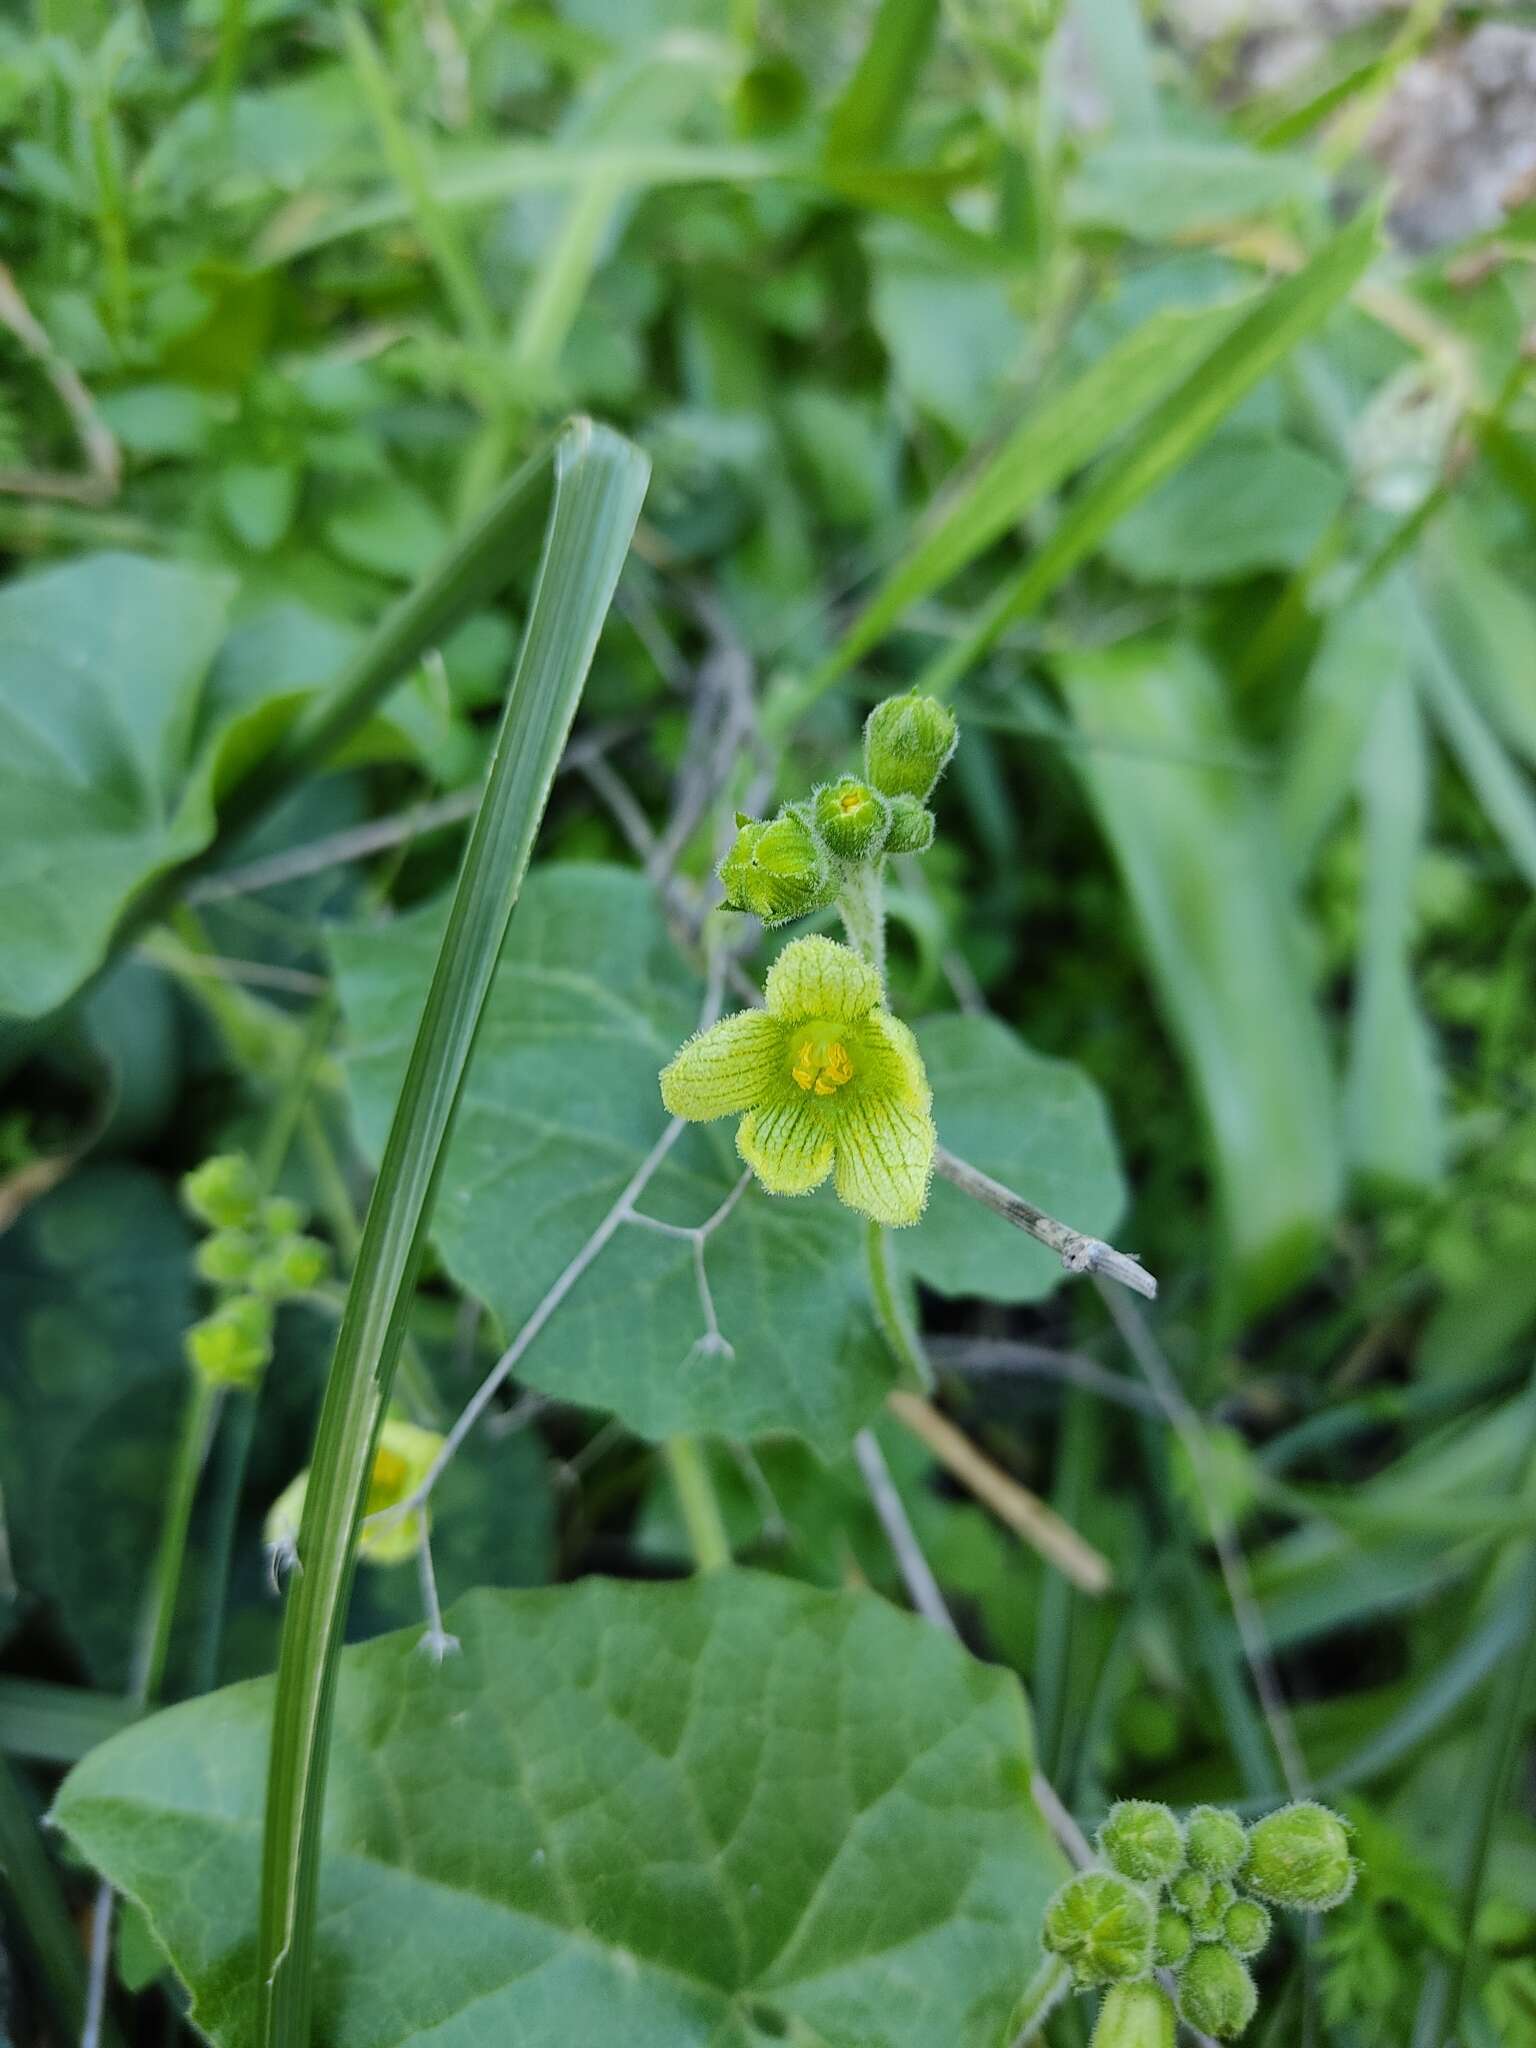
812, 777, 891, 863
260, 1194, 305, 1239
1153, 1908, 1193, 1969
1178, 1946, 1258, 2041
1090, 1982, 1176, 2048
718, 808, 834, 925
1043, 1872, 1155, 1987
194, 1229, 258, 1287
1099, 1800, 1184, 1884
181, 1153, 259, 1230
185, 1294, 273, 1389
863, 690, 958, 800
1222, 1899, 1272, 1960
1193, 1879, 1237, 1942
884, 793, 935, 855
1170, 1870, 1210, 1918
1185, 1805, 1248, 1879
250, 1234, 330, 1299
1243, 1802, 1355, 1910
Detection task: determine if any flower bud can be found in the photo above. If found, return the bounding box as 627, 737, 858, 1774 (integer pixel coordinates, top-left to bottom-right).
1185, 1805, 1248, 1878
250, 1234, 331, 1299
812, 777, 891, 863
1043, 1872, 1155, 1987
1154, 1908, 1192, 1969
1178, 1946, 1257, 2041
260, 1194, 305, 1239
718, 808, 834, 925
863, 690, 958, 800
185, 1294, 273, 1389
1243, 1802, 1355, 1911
194, 1229, 259, 1287
1222, 1899, 1272, 1960
1099, 1800, 1184, 1884
1090, 1982, 1176, 2048
884, 793, 935, 855
181, 1153, 259, 1230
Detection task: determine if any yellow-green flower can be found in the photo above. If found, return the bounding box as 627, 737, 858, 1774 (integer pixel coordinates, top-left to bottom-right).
659, 935, 935, 1226
264, 1418, 444, 1572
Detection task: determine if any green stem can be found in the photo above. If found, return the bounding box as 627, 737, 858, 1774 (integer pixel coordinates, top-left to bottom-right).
865, 1218, 932, 1393
1009, 1951, 1071, 2043
133, 1374, 220, 1708
664, 1437, 731, 1573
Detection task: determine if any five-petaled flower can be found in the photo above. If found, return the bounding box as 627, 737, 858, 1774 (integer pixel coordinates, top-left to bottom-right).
660, 935, 935, 1226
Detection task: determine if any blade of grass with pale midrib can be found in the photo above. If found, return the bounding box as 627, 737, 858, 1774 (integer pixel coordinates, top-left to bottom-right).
911, 206, 1380, 702
256, 419, 649, 2048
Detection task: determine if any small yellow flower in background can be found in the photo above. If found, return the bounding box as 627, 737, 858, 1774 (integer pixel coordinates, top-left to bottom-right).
264, 1417, 444, 1573
660, 935, 935, 1226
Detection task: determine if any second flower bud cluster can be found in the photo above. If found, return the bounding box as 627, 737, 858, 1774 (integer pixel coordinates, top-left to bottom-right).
180, 1153, 331, 1389
1043, 1799, 1355, 2045
718, 690, 957, 924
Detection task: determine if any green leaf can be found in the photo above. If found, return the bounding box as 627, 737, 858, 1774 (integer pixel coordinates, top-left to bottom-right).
866, 222, 1030, 441
1103, 433, 1346, 585
218, 464, 300, 554
56, 1574, 1065, 2048
0, 553, 232, 1017
1278, 589, 1404, 870
906, 1014, 1126, 1303
323, 477, 452, 583
0, 1166, 194, 1687
824, 0, 938, 162
912, 207, 1380, 701
1057, 636, 1342, 1317
332, 865, 896, 1453
1345, 677, 1443, 1191
1420, 509, 1536, 771
1411, 589, 1536, 891
1065, 139, 1325, 241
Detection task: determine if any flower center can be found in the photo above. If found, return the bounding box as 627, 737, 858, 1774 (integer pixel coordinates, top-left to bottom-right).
838, 788, 867, 815
791, 1029, 855, 1096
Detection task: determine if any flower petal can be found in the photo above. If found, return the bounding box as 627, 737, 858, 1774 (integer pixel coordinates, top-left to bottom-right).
858, 1009, 933, 1112
660, 1009, 787, 1121
833, 1086, 935, 1227
765, 934, 881, 1024
737, 1098, 835, 1196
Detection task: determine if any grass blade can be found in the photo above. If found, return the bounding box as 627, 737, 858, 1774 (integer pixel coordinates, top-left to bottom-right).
256, 419, 649, 2048
0, 1755, 125, 2048
1057, 635, 1342, 1318
912, 207, 1380, 701
0, 1680, 138, 1765
776, 300, 1239, 727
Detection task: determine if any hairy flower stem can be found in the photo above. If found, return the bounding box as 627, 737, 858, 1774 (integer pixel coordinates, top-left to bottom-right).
1009, 1952, 1072, 2046
837, 861, 887, 983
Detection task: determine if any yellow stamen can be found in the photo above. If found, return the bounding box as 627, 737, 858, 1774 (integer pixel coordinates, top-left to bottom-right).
792, 1036, 854, 1095
839, 789, 864, 814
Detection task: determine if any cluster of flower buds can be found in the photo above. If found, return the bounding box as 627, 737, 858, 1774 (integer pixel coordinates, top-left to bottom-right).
1043, 1799, 1355, 2044
717, 690, 957, 923
179, 1153, 331, 1388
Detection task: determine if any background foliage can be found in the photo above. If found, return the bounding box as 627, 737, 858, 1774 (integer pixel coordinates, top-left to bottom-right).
3, 3, 1536, 2046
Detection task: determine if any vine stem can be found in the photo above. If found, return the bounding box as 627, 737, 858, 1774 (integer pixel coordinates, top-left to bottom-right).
664, 1437, 732, 1573
132, 1374, 221, 1709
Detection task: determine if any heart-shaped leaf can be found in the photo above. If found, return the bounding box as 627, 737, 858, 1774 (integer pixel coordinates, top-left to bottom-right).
332, 866, 895, 1454
55, 1573, 1066, 2048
